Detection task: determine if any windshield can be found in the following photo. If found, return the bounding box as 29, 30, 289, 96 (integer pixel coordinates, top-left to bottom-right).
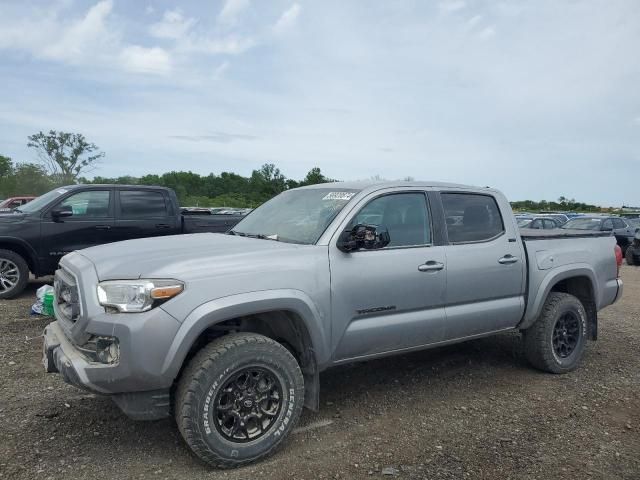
230, 188, 359, 244
18, 188, 69, 213
562, 218, 603, 230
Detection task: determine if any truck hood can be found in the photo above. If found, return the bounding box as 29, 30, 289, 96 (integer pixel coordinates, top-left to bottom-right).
76, 233, 310, 280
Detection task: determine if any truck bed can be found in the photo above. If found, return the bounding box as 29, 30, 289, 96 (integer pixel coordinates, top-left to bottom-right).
181, 213, 243, 234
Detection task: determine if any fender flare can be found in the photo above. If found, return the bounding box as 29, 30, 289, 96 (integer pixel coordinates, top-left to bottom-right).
160, 289, 329, 382
518, 264, 598, 330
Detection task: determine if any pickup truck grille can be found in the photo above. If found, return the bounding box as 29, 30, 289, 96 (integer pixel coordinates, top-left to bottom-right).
54, 268, 81, 323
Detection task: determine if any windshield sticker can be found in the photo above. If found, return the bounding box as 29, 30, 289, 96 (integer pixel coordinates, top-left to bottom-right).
56, 189, 68, 194
322, 192, 355, 201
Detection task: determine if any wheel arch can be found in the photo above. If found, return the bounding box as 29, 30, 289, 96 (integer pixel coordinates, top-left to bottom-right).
0, 237, 39, 274
162, 290, 328, 411
520, 266, 598, 339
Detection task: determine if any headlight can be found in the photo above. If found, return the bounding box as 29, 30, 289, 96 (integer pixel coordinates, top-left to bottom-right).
97, 279, 184, 313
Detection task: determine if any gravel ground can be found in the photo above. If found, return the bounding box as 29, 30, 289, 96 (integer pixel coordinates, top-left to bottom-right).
1, 267, 639, 480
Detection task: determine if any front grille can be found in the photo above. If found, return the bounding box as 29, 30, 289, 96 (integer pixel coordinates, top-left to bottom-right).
54, 268, 81, 323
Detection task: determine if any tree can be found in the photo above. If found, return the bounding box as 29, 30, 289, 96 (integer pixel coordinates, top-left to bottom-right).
12, 163, 54, 195
300, 167, 332, 186
27, 130, 104, 184
0, 155, 13, 178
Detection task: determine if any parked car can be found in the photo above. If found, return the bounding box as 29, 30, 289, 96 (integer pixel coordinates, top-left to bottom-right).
0, 196, 36, 212
43, 180, 623, 468
542, 213, 569, 225
517, 216, 561, 230
0, 184, 244, 298
626, 217, 640, 231
561, 216, 636, 254
625, 230, 640, 265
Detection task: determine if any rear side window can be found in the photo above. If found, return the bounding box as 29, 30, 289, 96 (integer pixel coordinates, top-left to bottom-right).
441, 193, 504, 243
119, 190, 167, 219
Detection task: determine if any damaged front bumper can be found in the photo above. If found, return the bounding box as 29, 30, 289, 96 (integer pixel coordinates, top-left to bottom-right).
42, 321, 171, 420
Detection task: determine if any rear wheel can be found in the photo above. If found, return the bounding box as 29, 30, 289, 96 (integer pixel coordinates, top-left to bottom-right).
0, 249, 29, 299
523, 292, 587, 373
175, 332, 304, 468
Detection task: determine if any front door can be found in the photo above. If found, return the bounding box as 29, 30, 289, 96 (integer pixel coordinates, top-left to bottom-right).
40, 189, 114, 272
329, 191, 448, 361
438, 192, 525, 339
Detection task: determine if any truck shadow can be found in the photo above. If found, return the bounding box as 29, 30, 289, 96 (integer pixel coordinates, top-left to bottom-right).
27, 331, 531, 472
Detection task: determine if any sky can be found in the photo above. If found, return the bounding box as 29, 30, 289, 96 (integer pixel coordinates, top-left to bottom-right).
0, 0, 639, 206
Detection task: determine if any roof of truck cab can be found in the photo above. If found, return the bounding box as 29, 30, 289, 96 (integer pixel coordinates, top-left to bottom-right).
296, 180, 494, 192
61, 184, 172, 190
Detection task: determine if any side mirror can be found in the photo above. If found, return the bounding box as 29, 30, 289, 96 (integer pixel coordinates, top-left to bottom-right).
337, 224, 390, 252
51, 205, 73, 220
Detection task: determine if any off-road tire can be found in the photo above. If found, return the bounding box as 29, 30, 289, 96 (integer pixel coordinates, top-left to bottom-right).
523, 292, 588, 374
175, 332, 304, 468
0, 249, 29, 299
626, 247, 636, 266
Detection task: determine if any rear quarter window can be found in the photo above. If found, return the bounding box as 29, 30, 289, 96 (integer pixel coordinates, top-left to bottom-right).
441, 193, 505, 243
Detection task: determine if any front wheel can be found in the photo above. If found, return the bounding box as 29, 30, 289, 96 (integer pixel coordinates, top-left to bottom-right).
175, 333, 305, 468
626, 246, 636, 266
0, 249, 29, 299
523, 292, 588, 373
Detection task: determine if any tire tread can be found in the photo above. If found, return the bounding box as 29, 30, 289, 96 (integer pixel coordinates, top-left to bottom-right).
175, 332, 303, 468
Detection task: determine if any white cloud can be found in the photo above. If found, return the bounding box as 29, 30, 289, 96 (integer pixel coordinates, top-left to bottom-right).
467, 15, 483, 27
41, 0, 116, 63
149, 8, 196, 39
218, 0, 250, 26
478, 26, 496, 39
120, 45, 171, 75
181, 35, 255, 55
439, 1, 466, 13
145, 5, 155, 15
273, 3, 301, 35
213, 61, 230, 80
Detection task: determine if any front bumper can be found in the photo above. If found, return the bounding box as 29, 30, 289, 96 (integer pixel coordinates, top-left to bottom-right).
43, 320, 174, 420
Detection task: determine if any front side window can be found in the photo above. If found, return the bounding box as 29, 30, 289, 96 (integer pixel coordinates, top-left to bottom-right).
57, 190, 111, 218
441, 193, 504, 243
119, 190, 167, 218
543, 219, 557, 229
349, 193, 431, 247
530, 219, 543, 229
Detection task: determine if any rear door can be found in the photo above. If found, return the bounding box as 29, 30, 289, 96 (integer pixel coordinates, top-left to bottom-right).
438, 191, 526, 339
39, 189, 114, 272
113, 189, 181, 242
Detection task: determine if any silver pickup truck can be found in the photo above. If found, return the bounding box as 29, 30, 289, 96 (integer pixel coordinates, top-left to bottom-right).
42, 181, 623, 468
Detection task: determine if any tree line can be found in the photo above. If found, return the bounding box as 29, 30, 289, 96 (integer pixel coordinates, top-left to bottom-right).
0, 130, 610, 211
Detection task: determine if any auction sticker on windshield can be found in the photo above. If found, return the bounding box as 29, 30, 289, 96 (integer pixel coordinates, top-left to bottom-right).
322, 192, 355, 201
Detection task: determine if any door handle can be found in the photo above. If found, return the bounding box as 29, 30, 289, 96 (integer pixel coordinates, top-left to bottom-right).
155, 224, 171, 229
418, 261, 445, 272
498, 255, 519, 264
95, 225, 111, 230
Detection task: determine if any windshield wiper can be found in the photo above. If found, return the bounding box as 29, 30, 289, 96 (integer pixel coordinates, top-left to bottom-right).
228, 230, 278, 240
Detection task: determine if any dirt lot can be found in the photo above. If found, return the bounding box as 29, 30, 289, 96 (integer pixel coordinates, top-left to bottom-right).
1, 268, 639, 480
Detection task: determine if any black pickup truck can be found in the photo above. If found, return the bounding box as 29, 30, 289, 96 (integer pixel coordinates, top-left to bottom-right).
0, 184, 243, 298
